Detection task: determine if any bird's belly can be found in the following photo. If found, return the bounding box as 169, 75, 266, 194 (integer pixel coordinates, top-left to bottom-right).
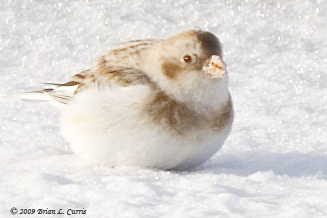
60, 86, 231, 170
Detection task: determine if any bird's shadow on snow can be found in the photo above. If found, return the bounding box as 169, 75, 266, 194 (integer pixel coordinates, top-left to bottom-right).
197, 152, 327, 178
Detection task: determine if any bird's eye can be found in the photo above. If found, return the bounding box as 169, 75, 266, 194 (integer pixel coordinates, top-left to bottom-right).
183, 55, 192, 63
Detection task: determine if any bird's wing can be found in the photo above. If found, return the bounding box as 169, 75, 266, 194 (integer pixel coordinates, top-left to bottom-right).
18, 66, 151, 106
70, 38, 160, 93
18, 38, 160, 106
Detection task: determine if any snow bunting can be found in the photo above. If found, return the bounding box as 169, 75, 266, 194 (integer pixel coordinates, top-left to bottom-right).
20, 30, 234, 170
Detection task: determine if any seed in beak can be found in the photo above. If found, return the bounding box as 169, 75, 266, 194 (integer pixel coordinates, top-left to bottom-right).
203, 55, 226, 79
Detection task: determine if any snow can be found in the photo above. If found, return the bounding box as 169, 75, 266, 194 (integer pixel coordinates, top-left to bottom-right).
1, 0, 327, 217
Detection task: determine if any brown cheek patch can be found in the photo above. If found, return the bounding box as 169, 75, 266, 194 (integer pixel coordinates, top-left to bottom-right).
161, 61, 182, 79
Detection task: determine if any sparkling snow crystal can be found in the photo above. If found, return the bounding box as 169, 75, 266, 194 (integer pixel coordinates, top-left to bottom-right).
1, 1, 327, 217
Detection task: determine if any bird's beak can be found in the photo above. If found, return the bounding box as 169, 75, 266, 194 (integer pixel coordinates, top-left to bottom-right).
202, 55, 226, 79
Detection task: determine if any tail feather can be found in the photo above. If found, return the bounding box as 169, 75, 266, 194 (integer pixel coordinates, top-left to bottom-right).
12, 83, 78, 105
12, 91, 54, 102
9, 80, 80, 106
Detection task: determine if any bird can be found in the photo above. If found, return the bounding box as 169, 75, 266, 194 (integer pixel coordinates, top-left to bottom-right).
19, 30, 234, 170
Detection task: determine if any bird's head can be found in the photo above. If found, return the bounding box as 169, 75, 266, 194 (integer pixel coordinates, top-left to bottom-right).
143, 30, 229, 112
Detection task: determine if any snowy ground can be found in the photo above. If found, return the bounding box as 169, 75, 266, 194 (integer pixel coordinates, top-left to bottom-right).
1, 0, 327, 217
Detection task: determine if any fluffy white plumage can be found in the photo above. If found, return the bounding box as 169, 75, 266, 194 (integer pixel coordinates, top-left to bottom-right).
20, 30, 234, 170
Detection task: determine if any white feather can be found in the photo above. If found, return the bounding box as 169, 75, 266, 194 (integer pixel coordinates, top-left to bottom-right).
13, 85, 79, 107
12, 92, 52, 101
60, 85, 232, 170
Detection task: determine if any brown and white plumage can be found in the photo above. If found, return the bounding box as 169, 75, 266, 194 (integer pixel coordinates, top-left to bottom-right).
21, 30, 234, 170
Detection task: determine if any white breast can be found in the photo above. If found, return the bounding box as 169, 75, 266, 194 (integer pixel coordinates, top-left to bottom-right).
60, 85, 232, 170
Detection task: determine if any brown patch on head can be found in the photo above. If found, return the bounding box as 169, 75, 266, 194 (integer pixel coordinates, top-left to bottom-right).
161, 61, 182, 79
158, 30, 223, 79
163, 30, 222, 57
197, 31, 222, 57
